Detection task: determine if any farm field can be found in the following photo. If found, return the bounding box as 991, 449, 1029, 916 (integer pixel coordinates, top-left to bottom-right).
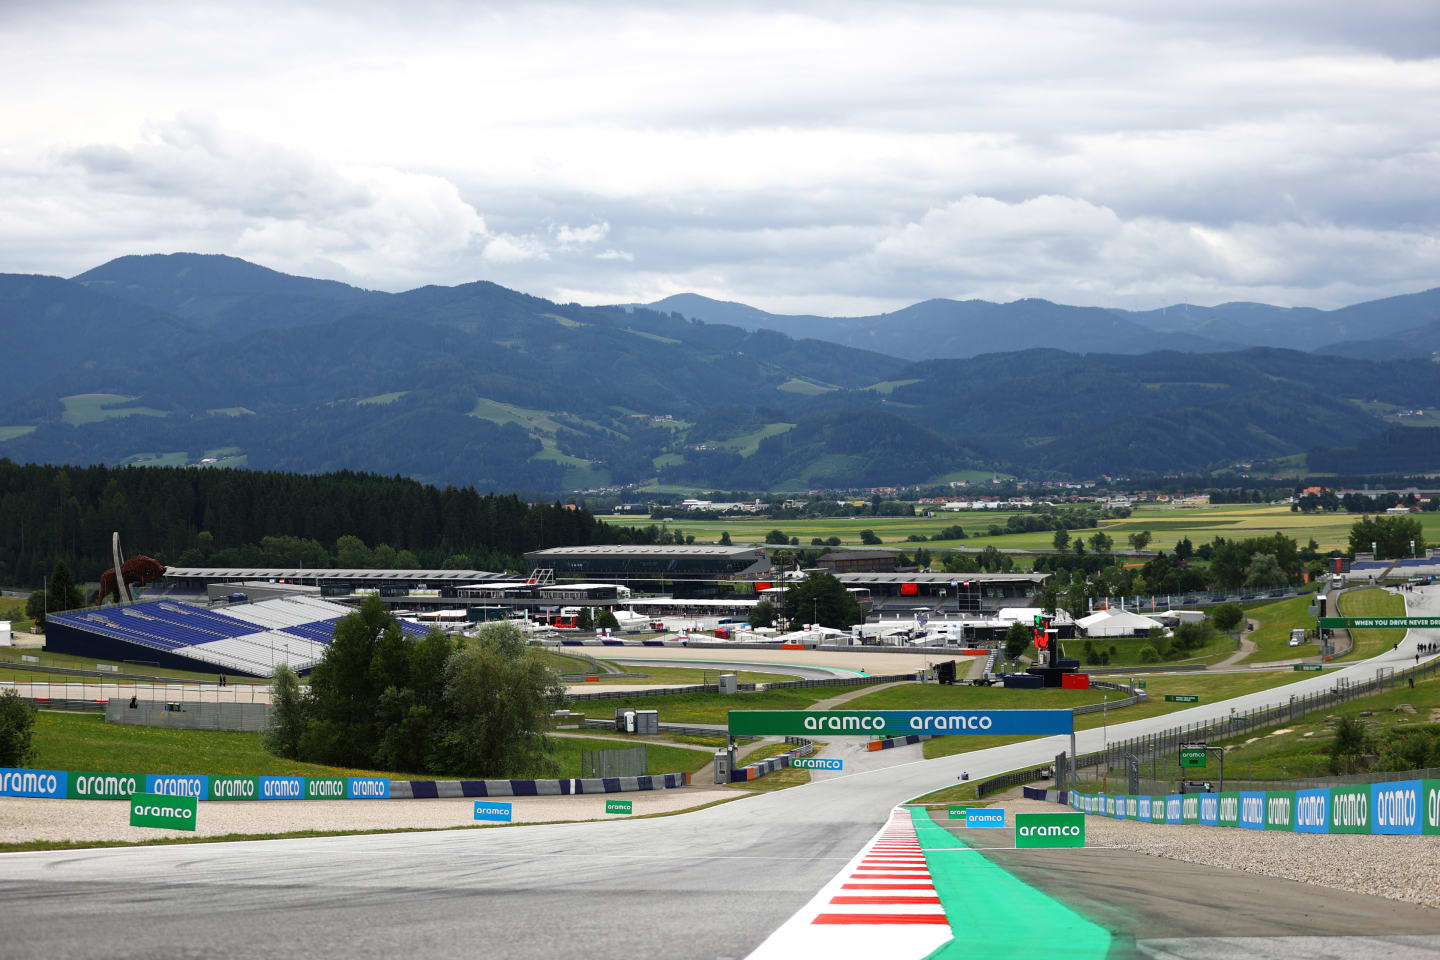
601, 503, 1412, 553
60, 393, 169, 426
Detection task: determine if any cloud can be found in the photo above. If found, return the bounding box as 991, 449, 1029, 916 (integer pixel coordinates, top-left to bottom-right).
0, 1, 1436, 314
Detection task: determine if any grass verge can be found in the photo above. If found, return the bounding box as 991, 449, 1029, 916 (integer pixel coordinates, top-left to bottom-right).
1333, 586, 1407, 661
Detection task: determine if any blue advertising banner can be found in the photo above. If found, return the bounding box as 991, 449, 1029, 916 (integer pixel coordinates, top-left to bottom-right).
1371, 780, 1422, 835
1198, 793, 1220, 826
146, 774, 210, 800
347, 777, 390, 799
257, 776, 305, 800
728, 709, 1074, 736
1113, 795, 1127, 820
1294, 788, 1329, 834
0, 768, 67, 797
966, 808, 1006, 828
1239, 791, 1267, 830
1166, 794, 1183, 824
474, 800, 513, 822
1138, 796, 1152, 821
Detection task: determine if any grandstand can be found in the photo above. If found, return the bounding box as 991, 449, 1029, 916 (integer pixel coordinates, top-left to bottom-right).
45, 596, 426, 678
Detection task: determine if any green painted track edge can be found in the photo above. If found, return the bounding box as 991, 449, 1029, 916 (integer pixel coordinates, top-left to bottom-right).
911, 807, 1112, 960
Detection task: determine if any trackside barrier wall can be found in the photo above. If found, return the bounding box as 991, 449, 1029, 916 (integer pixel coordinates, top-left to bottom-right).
730, 739, 815, 783
566, 672, 916, 701
867, 734, 935, 752
1067, 778, 1440, 835
390, 772, 690, 798
0, 768, 688, 799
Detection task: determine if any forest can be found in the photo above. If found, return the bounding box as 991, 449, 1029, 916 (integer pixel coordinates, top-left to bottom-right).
0, 460, 652, 587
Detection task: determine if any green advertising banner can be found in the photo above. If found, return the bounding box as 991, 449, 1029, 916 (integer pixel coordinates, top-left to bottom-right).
1330, 785, 1371, 834
1015, 812, 1085, 848
129, 792, 197, 831
1424, 780, 1440, 836
209, 777, 259, 801
1218, 792, 1241, 828
1293, 664, 1323, 672
1165, 695, 1200, 703
1319, 617, 1440, 629
1265, 791, 1295, 831
1181, 794, 1200, 825
605, 799, 633, 815
305, 777, 347, 800
726, 709, 1074, 737
947, 805, 968, 819
1179, 747, 1207, 768
67, 771, 144, 800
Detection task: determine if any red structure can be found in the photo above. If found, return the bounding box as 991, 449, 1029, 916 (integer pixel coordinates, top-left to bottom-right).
95, 556, 167, 605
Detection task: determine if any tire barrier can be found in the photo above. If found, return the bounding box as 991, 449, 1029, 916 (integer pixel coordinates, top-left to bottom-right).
0, 767, 689, 800
729, 739, 815, 783
1067, 778, 1440, 835
866, 734, 935, 752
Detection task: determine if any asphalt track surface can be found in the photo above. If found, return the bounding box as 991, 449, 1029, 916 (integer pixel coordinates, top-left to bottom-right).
4, 586, 1440, 959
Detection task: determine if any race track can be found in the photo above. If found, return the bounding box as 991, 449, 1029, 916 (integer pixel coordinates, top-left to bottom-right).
4, 585, 1439, 959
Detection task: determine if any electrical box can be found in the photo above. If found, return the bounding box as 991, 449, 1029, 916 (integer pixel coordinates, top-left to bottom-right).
719, 672, 738, 694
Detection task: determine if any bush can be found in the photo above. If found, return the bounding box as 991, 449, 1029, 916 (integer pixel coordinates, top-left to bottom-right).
0, 689, 37, 766
859, 529, 882, 545
1137, 644, 1160, 663
1329, 715, 1371, 775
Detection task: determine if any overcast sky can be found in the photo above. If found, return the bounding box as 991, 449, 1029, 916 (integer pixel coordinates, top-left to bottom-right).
1, 1, 1437, 315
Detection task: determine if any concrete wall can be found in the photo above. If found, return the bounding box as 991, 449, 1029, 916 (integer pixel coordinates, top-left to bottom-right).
106, 697, 271, 732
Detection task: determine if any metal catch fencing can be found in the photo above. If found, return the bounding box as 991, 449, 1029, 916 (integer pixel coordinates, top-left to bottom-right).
580, 744, 648, 778
1079, 655, 1440, 785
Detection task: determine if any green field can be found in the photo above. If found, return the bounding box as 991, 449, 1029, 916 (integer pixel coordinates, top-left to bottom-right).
845, 684, 1109, 710
28, 712, 707, 778
920, 669, 1317, 760
573, 688, 829, 725
595, 661, 800, 685
599, 503, 1434, 553
1033, 629, 1237, 668
0, 647, 258, 684
1207, 670, 1440, 781
1243, 593, 1320, 662
716, 422, 795, 457
357, 392, 407, 405
776, 378, 836, 395
60, 393, 169, 426
1334, 586, 1408, 661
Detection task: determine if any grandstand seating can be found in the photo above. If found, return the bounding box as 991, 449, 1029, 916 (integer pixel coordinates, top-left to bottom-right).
46, 595, 398, 676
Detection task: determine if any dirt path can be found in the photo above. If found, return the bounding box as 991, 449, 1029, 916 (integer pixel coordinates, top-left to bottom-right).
1211, 625, 1258, 668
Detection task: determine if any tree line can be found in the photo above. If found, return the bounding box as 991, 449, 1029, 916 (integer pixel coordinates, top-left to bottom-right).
266, 598, 566, 777
0, 460, 659, 587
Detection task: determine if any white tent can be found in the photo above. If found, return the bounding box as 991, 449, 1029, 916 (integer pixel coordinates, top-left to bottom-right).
1077, 608, 1158, 638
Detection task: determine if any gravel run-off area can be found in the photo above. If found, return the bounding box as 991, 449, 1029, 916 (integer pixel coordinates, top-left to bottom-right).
0, 786, 737, 846
1003, 796, 1440, 909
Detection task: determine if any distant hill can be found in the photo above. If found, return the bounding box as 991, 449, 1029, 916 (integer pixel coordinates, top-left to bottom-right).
4, 255, 1439, 489
634, 294, 1236, 360
0, 273, 196, 413
635, 287, 1440, 359
72, 253, 383, 337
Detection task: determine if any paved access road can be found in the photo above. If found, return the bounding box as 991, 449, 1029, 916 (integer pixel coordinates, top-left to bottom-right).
4, 588, 1439, 959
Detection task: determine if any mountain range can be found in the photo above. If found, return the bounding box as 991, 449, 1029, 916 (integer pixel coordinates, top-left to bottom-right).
0, 252, 1436, 492
634, 287, 1440, 361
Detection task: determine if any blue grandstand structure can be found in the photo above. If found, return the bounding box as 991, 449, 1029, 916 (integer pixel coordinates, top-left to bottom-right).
46, 595, 426, 677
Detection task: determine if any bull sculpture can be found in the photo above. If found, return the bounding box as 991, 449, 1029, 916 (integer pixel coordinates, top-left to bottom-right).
95, 556, 167, 605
